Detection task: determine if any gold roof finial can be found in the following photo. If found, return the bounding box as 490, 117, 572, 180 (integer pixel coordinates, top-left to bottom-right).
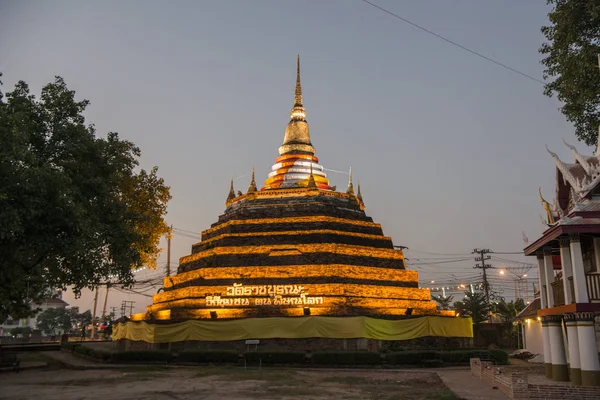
538, 187, 554, 225
357, 180, 363, 201
346, 167, 355, 195
279, 55, 315, 155
247, 166, 257, 193
289, 55, 306, 121
226, 178, 235, 206
307, 163, 317, 189
294, 55, 302, 108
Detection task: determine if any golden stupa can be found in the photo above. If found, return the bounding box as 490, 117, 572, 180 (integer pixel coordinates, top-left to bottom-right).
143, 57, 451, 321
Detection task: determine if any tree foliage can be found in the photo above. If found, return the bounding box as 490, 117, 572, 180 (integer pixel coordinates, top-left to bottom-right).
35, 307, 72, 335
453, 291, 488, 325
432, 295, 454, 310
0, 76, 171, 321
493, 298, 526, 323
540, 0, 600, 145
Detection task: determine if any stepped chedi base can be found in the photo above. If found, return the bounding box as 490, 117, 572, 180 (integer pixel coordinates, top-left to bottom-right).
115, 57, 471, 344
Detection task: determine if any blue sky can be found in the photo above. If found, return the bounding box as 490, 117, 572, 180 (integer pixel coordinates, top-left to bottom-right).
0, 1, 585, 311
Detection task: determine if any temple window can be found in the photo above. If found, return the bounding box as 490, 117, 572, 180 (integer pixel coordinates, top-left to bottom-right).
581, 235, 597, 273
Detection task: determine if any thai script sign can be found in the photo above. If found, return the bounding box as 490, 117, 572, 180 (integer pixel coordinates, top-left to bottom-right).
204, 283, 324, 308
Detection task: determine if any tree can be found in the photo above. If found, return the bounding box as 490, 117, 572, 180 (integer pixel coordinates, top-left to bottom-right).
493, 298, 526, 323
432, 295, 454, 310
35, 307, 72, 336
10, 326, 32, 338
453, 291, 488, 324
540, 0, 600, 145
0, 76, 171, 321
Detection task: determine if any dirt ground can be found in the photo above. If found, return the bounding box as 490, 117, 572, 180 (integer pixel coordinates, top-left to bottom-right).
0, 366, 461, 400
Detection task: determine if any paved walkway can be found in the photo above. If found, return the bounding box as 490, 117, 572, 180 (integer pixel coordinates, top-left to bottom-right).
435, 368, 509, 400
43, 351, 119, 369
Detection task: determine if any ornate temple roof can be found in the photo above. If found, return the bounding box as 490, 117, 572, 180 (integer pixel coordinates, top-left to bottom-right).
526, 134, 600, 255
546, 137, 600, 206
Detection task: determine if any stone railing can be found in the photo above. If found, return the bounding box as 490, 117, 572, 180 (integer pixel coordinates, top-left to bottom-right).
587, 274, 600, 301
470, 358, 521, 397
470, 358, 600, 399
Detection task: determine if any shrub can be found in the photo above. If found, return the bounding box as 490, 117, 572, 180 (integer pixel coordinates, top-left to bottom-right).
386, 351, 437, 365
245, 351, 305, 364
311, 351, 381, 365
177, 350, 239, 364
61, 342, 81, 352
111, 350, 173, 363
73, 344, 95, 357
91, 349, 113, 362
489, 349, 509, 365
438, 351, 473, 363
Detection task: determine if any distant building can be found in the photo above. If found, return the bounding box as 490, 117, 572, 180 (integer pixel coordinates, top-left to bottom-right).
0, 297, 69, 336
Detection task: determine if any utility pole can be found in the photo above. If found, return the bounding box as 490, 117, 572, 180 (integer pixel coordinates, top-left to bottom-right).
91, 288, 99, 339
166, 225, 173, 277
473, 248, 493, 322
121, 300, 135, 318
101, 283, 110, 322
128, 301, 135, 316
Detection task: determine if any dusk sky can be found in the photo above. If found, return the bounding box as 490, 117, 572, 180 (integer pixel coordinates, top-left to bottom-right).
0, 1, 586, 314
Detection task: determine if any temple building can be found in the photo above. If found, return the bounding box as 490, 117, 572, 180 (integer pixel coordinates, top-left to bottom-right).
524, 139, 600, 386
115, 58, 470, 345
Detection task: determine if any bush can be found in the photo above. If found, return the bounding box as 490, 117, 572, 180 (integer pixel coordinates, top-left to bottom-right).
111, 350, 174, 363
489, 349, 509, 365
73, 345, 92, 356
91, 349, 113, 362
177, 350, 238, 364
311, 351, 381, 366
386, 351, 437, 365
61, 342, 83, 351
438, 351, 473, 363
245, 351, 305, 364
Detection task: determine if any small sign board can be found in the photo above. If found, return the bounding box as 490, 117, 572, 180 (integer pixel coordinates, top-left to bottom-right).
245, 339, 260, 345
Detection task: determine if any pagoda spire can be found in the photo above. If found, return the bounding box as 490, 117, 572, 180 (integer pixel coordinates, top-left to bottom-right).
346, 167, 355, 195
357, 180, 363, 201
279, 56, 315, 156
247, 166, 257, 193
289, 55, 306, 121
226, 178, 236, 206
294, 55, 303, 109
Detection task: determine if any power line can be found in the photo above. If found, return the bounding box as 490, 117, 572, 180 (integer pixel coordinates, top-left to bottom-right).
405, 249, 471, 256
172, 227, 200, 236
359, 0, 545, 84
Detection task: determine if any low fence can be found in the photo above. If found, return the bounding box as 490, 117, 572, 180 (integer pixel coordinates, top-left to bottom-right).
470, 358, 600, 399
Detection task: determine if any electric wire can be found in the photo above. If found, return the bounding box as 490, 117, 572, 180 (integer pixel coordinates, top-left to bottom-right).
359, 0, 545, 84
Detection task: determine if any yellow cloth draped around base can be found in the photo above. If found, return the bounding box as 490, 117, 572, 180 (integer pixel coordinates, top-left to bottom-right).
112, 316, 472, 343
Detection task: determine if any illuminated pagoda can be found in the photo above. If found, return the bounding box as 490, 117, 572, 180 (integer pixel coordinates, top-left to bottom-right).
145, 57, 447, 321
114, 58, 471, 348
